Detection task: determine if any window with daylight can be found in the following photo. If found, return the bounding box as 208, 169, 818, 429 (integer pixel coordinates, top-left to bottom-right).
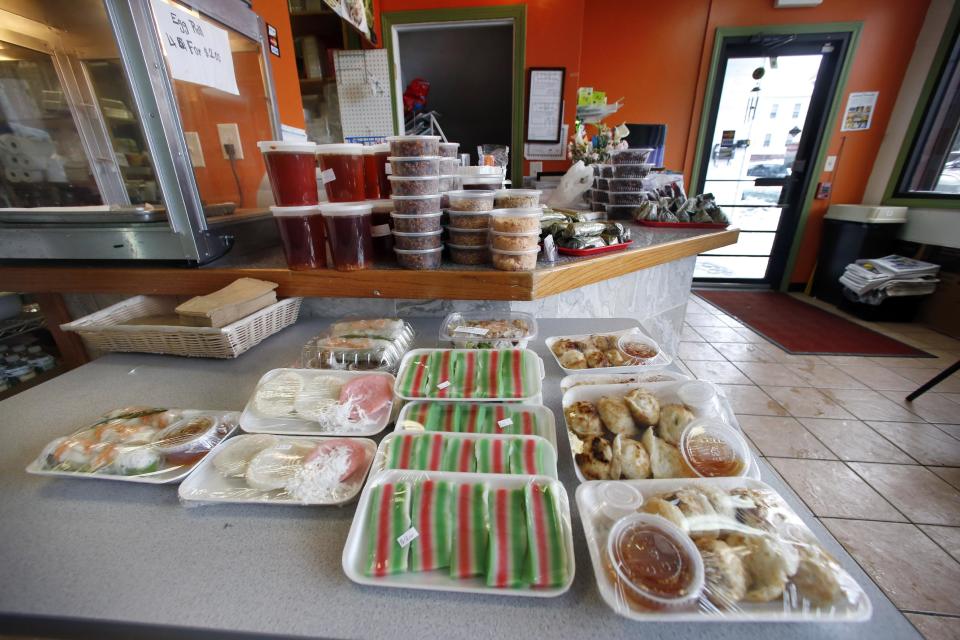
769, 103, 778, 119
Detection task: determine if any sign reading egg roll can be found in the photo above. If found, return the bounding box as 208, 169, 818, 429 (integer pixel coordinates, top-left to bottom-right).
150, 0, 239, 96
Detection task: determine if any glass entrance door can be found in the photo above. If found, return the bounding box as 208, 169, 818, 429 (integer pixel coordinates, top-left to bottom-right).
694, 33, 852, 285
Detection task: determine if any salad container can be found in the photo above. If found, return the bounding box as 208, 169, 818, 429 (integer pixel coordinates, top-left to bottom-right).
439, 310, 538, 349
395, 401, 558, 449
394, 348, 544, 403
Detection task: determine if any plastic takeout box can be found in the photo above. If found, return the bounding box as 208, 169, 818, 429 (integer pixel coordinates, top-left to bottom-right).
395, 401, 558, 450
561, 379, 758, 483
545, 327, 672, 375
394, 348, 544, 403
439, 310, 538, 349
342, 469, 575, 597
241, 368, 397, 436
179, 434, 376, 506
371, 431, 558, 479
560, 370, 689, 394
26, 408, 239, 485
575, 477, 872, 622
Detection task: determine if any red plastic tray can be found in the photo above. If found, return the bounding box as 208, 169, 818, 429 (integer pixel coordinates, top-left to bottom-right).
558, 240, 633, 256
638, 220, 728, 229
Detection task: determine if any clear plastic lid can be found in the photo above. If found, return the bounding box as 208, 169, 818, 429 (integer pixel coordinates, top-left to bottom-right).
490, 207, 542, 218
611, 147, 655, 162
678, 419, 750, 478
319, 203, 372, 217
302, 336, 404, 372
390, 211, 442, 219
494, 189, 542, 197
388, 175, 439, 182
270, 204, 322, 217
390, 193, 443, 201
372, 143, 390, 153
490, 229, 541, 237
386, 135, 441, 141
393, 246, 443, 254
316, 143, 364, 155
329, 318, 415, 344
676, 381, 718, 412
446, 190, 495, 200
257, 140, 317, 154
392, 229, 442, 237
446, 242, 488, 249
367, 199, 393, 213
439, 310, 538, 345
490, 246, 540, 255
387, 156, 442, 162
439, 142, 460, 149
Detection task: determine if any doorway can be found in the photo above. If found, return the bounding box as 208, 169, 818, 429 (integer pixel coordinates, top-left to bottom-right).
691, 27, 858, 287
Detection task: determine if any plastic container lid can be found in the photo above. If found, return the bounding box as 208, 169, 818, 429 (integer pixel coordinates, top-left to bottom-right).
363, 146, 376, 155
677, 381, 717, 410
394, 246, 443, 254
367, 199, 393, 213
461, 176, 503, 184
494, 188, 542, 197
387, 175, 438, 182
446, 242, 487, 250
390, 193, 442, 200
446, 190, 495, 199
257, 140, 317, 154
490, 229, 540, 237
490, 207, 542, 218
439, 310, 538, 344
613, 163, 654, 169
446, 209, 491, 216
459, 166, 502, 176
611, 147, 655, 158
679, 419, 751, 478
372, 143, 390, 153
315, 143, 364, 155
392, 229, 442, 237
440, 142, 459, 148
597, 481, 643, 522
387, 156, 441, 162
270, 204, 322, 217
490, 246, 540, 256
606, 513, 705, 610
387, 135, 441, 141
446, 225, 489, 233
390, 211, 442, 219
318, 202, 372, 217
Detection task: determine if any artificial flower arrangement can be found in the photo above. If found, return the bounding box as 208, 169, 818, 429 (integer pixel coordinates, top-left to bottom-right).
568, 121, 630, 165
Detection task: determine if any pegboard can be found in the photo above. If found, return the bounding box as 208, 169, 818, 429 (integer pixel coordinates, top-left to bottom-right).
334, 49, 394, 139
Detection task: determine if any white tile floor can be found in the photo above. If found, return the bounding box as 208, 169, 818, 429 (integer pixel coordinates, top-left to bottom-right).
685, 291, 960, 640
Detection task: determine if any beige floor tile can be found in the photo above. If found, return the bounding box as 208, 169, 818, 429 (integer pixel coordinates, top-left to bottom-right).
905, 333, 960, 351
870, 352, 958, 369
733, 327, 771, 343
799, 418, 915, 463
685, 359, 752, 384
734, 362, 808, 387
818, 355, 879, 366
678, 341, 726, 361
674, 360, 694, 378
835, 364, 918, 391
867, 421, 960, 466
905, 613, 960, 640
685, 313, 730, 327
934, 423, 960, 440
943, 395, 960, 406
739, 415, 835, 459
783, 363, 866, 389
719, 384, 788, 416
823, 519, 960, 614
896, 367, 960, 394
849, 462, 960, 525
680, 326, 705, 342
821, 388, 922, 422
770, 459, 901, 520
762, 386, 854, 419
919, 525, 960, 563
879, 390, 960, 423
711, 342, 778, 362
756, 343, 825, 364
693, 326, 748, 343
930, 467, 960, 490
718, 315, 746, 329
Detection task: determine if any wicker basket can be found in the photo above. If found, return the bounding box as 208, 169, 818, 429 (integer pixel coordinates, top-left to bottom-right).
61, 295, 302, 359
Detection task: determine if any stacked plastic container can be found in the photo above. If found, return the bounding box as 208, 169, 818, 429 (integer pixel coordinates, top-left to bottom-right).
444, 190, 494, 265
438, 142, 462, 208
387, 135, 443, 269
601, 147, 654, 219
489, 189, 543, 271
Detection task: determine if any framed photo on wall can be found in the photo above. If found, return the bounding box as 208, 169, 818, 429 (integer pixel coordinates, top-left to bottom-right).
525, 67, 565, 143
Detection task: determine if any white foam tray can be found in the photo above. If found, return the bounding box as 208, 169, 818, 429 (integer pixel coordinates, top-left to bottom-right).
545, 327, 672, 375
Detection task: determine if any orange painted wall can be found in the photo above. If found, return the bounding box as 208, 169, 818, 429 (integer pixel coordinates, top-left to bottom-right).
581, 0, 930, 284
252, 0, 305, 128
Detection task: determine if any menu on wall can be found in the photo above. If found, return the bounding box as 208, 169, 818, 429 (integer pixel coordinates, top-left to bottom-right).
150, 0, 239, 96
526, 68, 565, 143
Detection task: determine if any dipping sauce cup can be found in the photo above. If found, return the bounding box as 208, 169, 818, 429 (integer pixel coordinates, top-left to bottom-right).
317, 143, 366, 203
270, 205, 326, 270
320, 202, 374, 271
258, 141, 318, 206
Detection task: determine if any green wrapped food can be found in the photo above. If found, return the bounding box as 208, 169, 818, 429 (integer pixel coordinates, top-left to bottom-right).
562, 236, 606, 249
561, 222, 606, 239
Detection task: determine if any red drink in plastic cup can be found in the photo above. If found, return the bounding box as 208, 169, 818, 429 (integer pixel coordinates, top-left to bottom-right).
257, 141, 318, 206
373, 143, 391, 197
363, 146, 381, 199
319, 202, 374, 271
317, 143, 365, 203
270, 205, 326, 270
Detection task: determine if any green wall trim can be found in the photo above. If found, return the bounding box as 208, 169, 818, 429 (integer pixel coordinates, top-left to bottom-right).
881, 1, 960, 209
686, 21, 863, 291
381, 5, 527, 180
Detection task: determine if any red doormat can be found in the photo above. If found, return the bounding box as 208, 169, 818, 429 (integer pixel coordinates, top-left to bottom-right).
694, 290, 932, 357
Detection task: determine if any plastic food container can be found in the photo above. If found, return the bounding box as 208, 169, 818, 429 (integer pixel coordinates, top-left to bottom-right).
395, 246, 443, 270
368, 198, 393, 220
439, 141, 460, 158
371, 222, 394, 262
613, 163, 653, 179
393, 229, 442, 250
241, 368, 397, 435
319, 202, 374, 271
576, 477, 873, 621
596, 178, 610, 190
392, 193, 441, 215
591, 189, 610, 205
394, 348, 544, 403
329, 317, 415, 346
600, 165, 614, 178
489, 208, 541, 233
439, 158, 459, 174
447, 243, 489, 265
494, 189, 542, 209
611, 147, 654, 165
603, 203, 644, 220
559, 371, 688, 395
491, 246, 539, 271
447, 210, 490, 229
490, 230, 540, 251
270, 205, 326, 270
447, 190, 495, 212
607, 513, 705, 610
342, 469, 575, 596
679, 419, 750, 478
438, 174, 461, 194
547, 327, 671, 375
257, 141, 318, 206
395, 401, 557, 448
610, 191, 645, 205
677, 381, 720, 414
26, 408, 238, 485
461, 176, 502, 190
317, 143, 366, 202
439, 310, 538, 349
391, 212, 442, 233
617, 332, 662, 363
178, 435, 377, 506
302, 335, 404, 372
373, 143, 391, 197
389, 175, 440, 196
388, 156, 440, 177
362, 147, 382, 199
387, 135, 441, 157
446, 227, 488, 246
608, 177, 644, 192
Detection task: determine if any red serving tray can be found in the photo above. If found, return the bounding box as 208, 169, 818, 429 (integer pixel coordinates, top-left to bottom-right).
639, 220, 728, 229
558, 240, 633, 256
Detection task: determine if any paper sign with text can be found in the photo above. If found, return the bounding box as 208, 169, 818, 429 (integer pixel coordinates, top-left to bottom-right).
151, 0, 239, 96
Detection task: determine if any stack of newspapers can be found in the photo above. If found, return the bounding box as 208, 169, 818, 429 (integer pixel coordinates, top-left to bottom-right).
840, 255, 940, 304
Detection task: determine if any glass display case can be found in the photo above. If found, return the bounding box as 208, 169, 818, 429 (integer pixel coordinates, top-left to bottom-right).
0, 0, 281, 264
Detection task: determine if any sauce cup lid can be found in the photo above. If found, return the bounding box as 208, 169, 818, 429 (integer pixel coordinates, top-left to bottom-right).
679, 419, 750, 478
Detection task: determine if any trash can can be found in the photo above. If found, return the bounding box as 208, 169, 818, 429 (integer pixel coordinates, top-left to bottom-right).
811, 205, 907, 305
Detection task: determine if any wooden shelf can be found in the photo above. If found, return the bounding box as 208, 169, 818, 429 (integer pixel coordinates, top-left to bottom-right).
0, 227, 738, 301
0, 364, 65, 402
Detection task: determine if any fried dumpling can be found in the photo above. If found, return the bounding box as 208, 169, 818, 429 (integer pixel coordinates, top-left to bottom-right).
605, 349, 630, 367
725, 533, 793, 602
792, 544, 843, 606
641, 427, 692, 479
566, 401, 603, 437
696, 538, 747, 607
613, 434, 651, 479
575, 435, 619, 480
641, 497, 687, 531
551, 338, 580, 357
583, 348, 607, 368
597, 395, 639, 436
624, 388, 660, 426
559, 349, 587, 369
664, 487, 720, 537
658, 403, 695, 445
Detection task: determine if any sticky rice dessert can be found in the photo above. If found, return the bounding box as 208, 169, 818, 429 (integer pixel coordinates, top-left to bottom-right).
254, 371, 303, 417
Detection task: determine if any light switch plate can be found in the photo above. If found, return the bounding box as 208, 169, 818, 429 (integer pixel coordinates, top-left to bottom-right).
183, 131, 205, 168
216, 123, 243, 159
824, 155, 837, 172
529, 161, 543, 177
